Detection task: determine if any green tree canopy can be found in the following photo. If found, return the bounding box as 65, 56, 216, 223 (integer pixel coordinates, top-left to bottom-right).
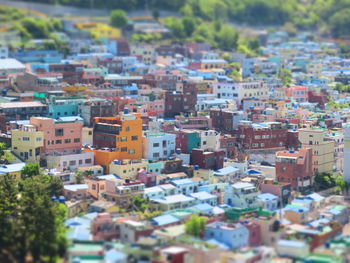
185, 215, 207, 237
110, 9, 128, 28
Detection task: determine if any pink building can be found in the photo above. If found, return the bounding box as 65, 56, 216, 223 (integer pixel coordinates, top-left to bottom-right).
30, 117, 83, 155
285, 86, 308, 103
147, 100, 164, 117
137, 170, 157, 187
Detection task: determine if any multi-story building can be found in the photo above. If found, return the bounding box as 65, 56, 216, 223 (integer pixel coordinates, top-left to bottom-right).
210, 109, 246, 133
213, 78, 268, 103
130, 43, 156, 65
236, 121, 288, 150
93, 111, 143, 160
11, 124, 44, 162
298, 128, 334, 174
109, 159, 148, 180
275, 148, 313, 193
190, 148, 225, 170
49, 63, 86, 84
205, 222, 249, 249
164, 82, 197, 117
0, 101, 48, 121
197, 129, 220, 152
170, 130, 201, 154
285, 86, 308, 103
344, 125, 350, 183
30, 117, 83, 155
174, 116, 212, 130
79, 100, 117, 126
224, 182, 259, 209
142, 132, 176, 161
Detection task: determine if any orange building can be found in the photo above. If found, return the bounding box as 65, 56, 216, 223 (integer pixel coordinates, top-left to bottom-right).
92, 111, 143, 164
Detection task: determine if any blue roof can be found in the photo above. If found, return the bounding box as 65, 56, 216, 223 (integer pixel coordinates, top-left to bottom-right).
151, 214, 180, 226
277, 240, 306, 248
257, 193, 278, 202
171, 178, 194, 186
285, 206, 309, 213
0, 163, 26, 174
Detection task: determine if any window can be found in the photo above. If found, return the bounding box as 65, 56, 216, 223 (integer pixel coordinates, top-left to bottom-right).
79, 160, 83, 165
64, 139, 71, 143
120, 137, 127, 142
153, 143, 160, 147
23, 137, 30, 141
125, 126, 130, 132
74, 138, 80, 143
129, 149, 135, 154
56, 140, 62, 144
69, 160, 76, 166
85, 159, 92, 164
131, 136, 138, 141
153, 152, 160, 158
55, 128, 64, 136
121, 147, 127, 152
36, 137, 42, 141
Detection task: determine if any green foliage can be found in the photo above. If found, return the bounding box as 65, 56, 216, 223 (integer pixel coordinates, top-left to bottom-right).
110, 9, 128, 28
182, 16, 196, 37
185, 215, 207, 237
339, 44, 350, 58
152, 9, 160, 20
314, 172, 347, 193
21, 163, 40, 179
132, 196, 149, 212
16, 17, 61, 39
334, 83, 350, 93
131, 33, 162, 43
278, 68, 293, 87
0, 174, 67, 263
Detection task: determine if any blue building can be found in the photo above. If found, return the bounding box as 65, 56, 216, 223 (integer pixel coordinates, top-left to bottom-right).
13, 50, 63, 63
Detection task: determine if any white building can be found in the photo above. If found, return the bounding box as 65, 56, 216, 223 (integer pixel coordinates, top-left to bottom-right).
213, 77, 268, 103
142, 132, 176, 160
0, 45, 8, 59
224, 182, 259, 209
197, 129, 220, 151
0, 58, 25, 76
46, 151, 94, 171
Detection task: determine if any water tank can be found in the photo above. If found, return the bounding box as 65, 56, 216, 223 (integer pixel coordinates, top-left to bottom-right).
176, 148, 181, 154
58, 196, 66, 203
124, 108, 130, 114
2, 89, 7, 96
51, 195, 57, 202
194, 165, 199, 170
113, 160, 120, 165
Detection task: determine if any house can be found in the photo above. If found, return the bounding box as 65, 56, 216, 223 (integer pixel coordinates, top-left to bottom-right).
150, 194, 196, 211
275, 148, 313, 193
0, 163, 26, 180
257, 193, 279, 211
190, 148, 225, 170
0, 101, 48, 121
0, 58, 25, 76
142, 132, 176, 161
204, 222, 249, 249
189, 191, 218, 206
276, 240, 309, 258
120, 220, 152, 244
11, 124, 44, 162
171, 178, 199, 195
109, 159, 148, 180
63, 184, 89, 200
283, 206, 309, 224
144, 186, 165, 200
224, 182, 259, 209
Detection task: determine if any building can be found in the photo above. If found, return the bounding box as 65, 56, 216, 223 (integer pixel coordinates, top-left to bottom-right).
150, 194, 196, 211
0, 163, 26, 180
210, 109, 246, 133
205, 222, 249, 249
224, 182, 259, 209
344, 125, 350, 183
236, 121, 288, 150
190, 148, 225, 170
142, 132, 176, 161
0, 58, 25, 76
171, 130, 201, 154
0, 101, 48, 121
93, 111, 143, 160
298, 128, 334, 174
164, 82, 197, 117
197, 130, 220, 152
109, 159, 148, 180
11, 124, 44, 162
275, 148, 313, 193
30, 117, 83, 155
79, 100, 117, 126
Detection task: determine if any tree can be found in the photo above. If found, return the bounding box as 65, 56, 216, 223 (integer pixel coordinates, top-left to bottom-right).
0, 174, 67, 263
152, 9, 160, 20
278, 68, 293, 87
110, 9, 128, 28
182, 16, 196, 37
216, 25, 238, 51
132, 196, 149, 212
21, 163, 40, 179
185, 215, 207, 237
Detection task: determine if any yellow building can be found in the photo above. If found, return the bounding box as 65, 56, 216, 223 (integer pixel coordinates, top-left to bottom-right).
109, 159, 148, 180
75, 22, 121, 39
0, 163, 26, 180
298, 128, 334, 174
11, 124, 44, 162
